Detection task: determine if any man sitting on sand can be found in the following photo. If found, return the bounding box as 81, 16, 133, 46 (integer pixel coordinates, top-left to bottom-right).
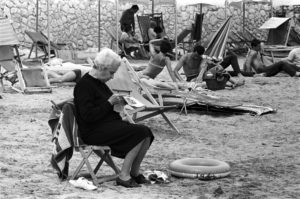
172, 45, 246, 86
244, 39, 300, 77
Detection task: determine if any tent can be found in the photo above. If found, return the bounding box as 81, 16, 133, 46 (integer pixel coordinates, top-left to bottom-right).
259, 17, 300, 46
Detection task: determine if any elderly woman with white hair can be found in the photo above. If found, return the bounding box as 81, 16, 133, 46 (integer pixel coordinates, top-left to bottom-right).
73, 48, 154, 188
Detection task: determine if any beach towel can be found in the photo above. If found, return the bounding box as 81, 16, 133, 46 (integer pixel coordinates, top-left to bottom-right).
48, 99, 74, 180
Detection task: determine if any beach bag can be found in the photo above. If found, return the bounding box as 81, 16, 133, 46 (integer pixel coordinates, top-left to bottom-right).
203, 65, 230, 91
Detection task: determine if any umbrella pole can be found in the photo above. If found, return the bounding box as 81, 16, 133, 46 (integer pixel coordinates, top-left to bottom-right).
152, 0, 154, 15
47, 0, 50, 62
36, 0, 39, 58
116, 0, 119, 53
175, 0, 177, 61
98, 0, 101, 51
242, 0, 245, 32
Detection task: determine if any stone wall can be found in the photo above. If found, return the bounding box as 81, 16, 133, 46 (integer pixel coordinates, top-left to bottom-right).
0, 0, 294, 51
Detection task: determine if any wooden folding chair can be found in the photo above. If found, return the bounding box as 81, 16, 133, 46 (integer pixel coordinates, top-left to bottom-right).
61, 102, 120, 186
25, 31, 65, 60
14, 59, 52, 94
106, 58, 180, 134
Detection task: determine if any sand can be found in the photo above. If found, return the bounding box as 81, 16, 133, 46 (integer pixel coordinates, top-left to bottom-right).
0, 62, 299, 199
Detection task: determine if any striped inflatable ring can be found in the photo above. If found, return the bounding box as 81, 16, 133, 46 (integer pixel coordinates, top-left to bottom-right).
169, 158, 231, 179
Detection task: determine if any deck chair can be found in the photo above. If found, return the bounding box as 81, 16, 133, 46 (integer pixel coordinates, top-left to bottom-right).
104, 26, 135, 59
0, 45, 22, 92
137, 15, 151, 44
14, 59, 52, 94
192, 13, 204, 43
104, 26, 148, 59
25, 30, 64, 60
106, 58, 180, 134
50, 100, 120, 185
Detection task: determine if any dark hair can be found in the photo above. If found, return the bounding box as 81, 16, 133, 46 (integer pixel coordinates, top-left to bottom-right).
251, 39, 261, 47
193, 45, 205, 55
123, 25, 132, 33
154, 26, 163, 34
160, 40, 172, 55
131, 5, 139, 10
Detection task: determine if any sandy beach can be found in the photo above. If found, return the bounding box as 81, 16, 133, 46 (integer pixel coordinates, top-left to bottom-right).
0, 59, 299, 199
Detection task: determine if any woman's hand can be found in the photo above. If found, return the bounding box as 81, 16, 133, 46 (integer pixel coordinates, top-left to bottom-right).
108, 94, 126, 105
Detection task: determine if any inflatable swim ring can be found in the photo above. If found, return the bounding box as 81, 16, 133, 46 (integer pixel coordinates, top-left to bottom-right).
169, 158, 231, 179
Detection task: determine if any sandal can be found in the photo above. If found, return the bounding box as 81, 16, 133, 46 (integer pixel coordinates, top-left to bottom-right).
116, 177, 141, 188
131, 174, 151, 184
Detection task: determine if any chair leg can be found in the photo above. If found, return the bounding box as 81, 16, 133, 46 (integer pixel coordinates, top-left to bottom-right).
80, 148, 100, 186
28, 45, 34, 58
70, 149, 93, 181
160, 112, 180, 134
93, 149, 120, 174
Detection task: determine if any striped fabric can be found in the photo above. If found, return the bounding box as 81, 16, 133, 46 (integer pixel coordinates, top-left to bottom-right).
0, 18, 19, 46
204, 17, 232, 61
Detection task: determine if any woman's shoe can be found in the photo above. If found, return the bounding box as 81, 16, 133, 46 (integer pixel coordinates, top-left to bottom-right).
116, 177, 141, 188
131, 174, 151, 184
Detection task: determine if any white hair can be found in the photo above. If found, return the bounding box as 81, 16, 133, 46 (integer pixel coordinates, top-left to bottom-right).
93, 48, 121, 70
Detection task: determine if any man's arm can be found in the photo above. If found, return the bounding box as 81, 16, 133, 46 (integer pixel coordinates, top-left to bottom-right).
173, 55, 186, 82
165, 57, 177, 82
195, 58, 208, 82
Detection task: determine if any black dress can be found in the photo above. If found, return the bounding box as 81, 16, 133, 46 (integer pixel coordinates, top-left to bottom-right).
74, 73, 154, 158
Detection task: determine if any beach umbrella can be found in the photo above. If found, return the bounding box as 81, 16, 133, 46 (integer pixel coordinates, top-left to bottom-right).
204, 16, 232, 60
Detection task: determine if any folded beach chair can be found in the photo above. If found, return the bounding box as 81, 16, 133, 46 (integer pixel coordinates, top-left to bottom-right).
1, 46, 49, 94
16, 66, 52, 94
25, 30, 65, 60
106, 58, 180, 134
0, 46, 21, 92
49, 100, 120, 185
0, 18, 24, 92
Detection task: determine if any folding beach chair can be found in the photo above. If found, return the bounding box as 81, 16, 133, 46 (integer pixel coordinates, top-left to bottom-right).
106, 58, 180, 134
104, 26, 148, 59
25, 30, 65, 60
0, 46, 21, 92
50, 100, 120, 185
15, 63, 52, 94
0, 17, 23, 92
137, 15, 151, 44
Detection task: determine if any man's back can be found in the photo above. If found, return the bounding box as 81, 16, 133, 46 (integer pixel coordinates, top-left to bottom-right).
287, 48, 300, 67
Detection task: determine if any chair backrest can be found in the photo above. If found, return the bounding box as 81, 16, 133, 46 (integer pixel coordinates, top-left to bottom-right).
192, 13, 204, 42
0, 45, 17, 72
137, 15, 151, 43
104, 26, 123, 49
106, 58, 158, 107
61, 101, 85, 149
0, 18, 19, 46
25, 30, 48, 45
177, 28, 192, 44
